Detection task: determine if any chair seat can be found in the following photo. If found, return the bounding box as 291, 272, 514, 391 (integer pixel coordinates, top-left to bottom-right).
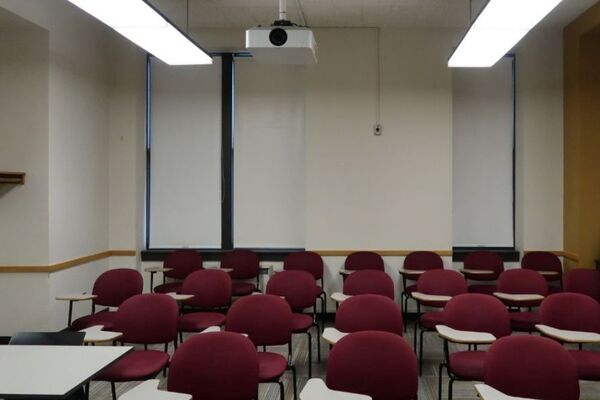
468, 284, 497, 295
292, 313, 313, 332
569, 350, 600, 380
449, 351, 486, 380
232, 282, 256, 296
257, 352, 288, 381
420, 311, 446, 330
509, 311, 540, 331
178, 312, 226, 332
153, 281, 183, 294
97, 350, 169, 382
71, 311, 116, 331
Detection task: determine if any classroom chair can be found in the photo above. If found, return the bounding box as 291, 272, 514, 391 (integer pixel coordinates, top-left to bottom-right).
153, 249, 203, 294
221, 249, 261, 296
563, 268, 600, 302
461, 251, 504, 295
283, 251, 327, 320
521, 251, 563, 292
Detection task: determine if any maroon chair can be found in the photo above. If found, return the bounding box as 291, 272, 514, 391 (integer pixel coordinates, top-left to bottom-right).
400, 251, 444, 330
225, 294, 297, 400
539, 293, 600, 382
266, 270, 321, 378
413, 270, 468, 375
284, 251, 327, 320
95, 294, 179, 400
177, 269, 232, 342
462, 251, 504, 295
438, 293, 511, 400
221, 249, 260, 296
563, 268, 600, 302
327, 331, 418, 400
484, 336, 580, 400
522, 251, 563, 292
336, 294, 403, 335
168, 332, 259, 400
70, 268, 143, 331
153, 249, 203, 294
344, 251, 384, 271
343, 270, 394, 299
495, 269, 548, 332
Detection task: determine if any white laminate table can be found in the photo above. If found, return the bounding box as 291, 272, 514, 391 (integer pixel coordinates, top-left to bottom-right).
0, 345, 132, 399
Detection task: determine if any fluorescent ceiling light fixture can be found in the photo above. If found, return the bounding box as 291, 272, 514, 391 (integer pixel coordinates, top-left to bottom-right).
67, 0, 212, 65
449, 0, 563, 68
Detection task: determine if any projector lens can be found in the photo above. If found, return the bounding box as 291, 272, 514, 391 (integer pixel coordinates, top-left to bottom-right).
269, 28, 288, 46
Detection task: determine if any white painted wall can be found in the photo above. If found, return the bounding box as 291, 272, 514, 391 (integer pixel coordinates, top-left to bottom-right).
305, 28, 454, 250
514, 28, 564, 251
0, 24, 49, 266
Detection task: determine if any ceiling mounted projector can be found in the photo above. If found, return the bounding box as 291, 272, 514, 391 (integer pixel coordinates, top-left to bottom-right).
246, 0, 317, 64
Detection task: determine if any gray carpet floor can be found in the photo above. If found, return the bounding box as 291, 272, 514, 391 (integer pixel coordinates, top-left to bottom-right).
88, 319, 600, 400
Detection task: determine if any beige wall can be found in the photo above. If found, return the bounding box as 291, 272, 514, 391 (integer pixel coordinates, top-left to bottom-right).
0, 25, 49, 266
514, 28, 564, 252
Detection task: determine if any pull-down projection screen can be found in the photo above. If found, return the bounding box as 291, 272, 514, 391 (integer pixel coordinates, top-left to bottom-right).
148, 58, 222, 248
452, 57, 514, 247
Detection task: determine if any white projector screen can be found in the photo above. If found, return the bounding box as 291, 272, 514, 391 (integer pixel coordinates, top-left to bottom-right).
233, 60, 306, 248
149, 57, 222, 248
452, 57, 514, 247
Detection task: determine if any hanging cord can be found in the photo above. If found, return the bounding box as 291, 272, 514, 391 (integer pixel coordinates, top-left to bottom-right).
376, 27, 381, 127
186, 0, 190, 34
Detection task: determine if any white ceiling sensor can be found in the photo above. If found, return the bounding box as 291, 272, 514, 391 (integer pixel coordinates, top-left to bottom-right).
245, 0, 317, 64
449, 0, 563, 68
67, 0, 212, 66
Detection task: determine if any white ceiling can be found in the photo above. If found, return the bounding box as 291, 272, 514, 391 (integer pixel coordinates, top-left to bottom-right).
147, 0, 598, 29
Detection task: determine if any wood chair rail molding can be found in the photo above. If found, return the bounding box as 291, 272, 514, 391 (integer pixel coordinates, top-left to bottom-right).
313, 250, 453, 257
0, 250, 136, 273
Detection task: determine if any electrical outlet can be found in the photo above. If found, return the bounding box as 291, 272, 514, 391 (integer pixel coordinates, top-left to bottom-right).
374, 123, 383, 136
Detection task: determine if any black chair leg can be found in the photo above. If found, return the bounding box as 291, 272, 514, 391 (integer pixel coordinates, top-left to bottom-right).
413, 319, 419, 353
277, 381, 285, 400
290, 365, 298, 400
448, 377, 455, 400
314, 323, 321, 362
110, 382, 116, 400
438, 364, 444, 400
306, 331, 312, 378
419, 328, 425, 375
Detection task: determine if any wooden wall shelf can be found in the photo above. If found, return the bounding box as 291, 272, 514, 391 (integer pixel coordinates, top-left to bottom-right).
0, 172, 25, 185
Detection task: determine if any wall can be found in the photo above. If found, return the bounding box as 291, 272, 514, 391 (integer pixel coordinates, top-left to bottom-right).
0, 21, 49, 266
0, 0, 144, 334
514, 28, 565, 253
564, 2, 600, 268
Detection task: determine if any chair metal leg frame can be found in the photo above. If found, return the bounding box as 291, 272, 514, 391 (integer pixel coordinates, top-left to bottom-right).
305, 331, 312, 378
439, 338, 470, 400
110, 381, 117, 400
419, 325, 428, 376
413, 302, 422, 354
277, 381, 285, 400
287, 342, 298, 400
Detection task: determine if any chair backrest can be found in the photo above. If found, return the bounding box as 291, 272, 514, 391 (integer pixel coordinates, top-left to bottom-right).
463, 251, 504, 278
9, 332, 85, 346
444, 294, 511, 338
164, 249, 203, 279
343, 270, 395, 299
539, 292, 600, 333
404, 251, 444, 271
484, 335, 580, 400
563, 268, 600, 302
335, 294, 403, 335
344, 251, 384, 271
416, 270, 468, 297
283, 251, 324, 280
521, 251, 562, 276
113, 294, 179, 345
326, 331, 418, 400
225, 294, 292, 346
168, 332, 259, 400
221, 249, 260, 280
496, 269, 548, 296
92, 268, 143, 307
181, 269, 232, 309
266, 270, 318, 311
